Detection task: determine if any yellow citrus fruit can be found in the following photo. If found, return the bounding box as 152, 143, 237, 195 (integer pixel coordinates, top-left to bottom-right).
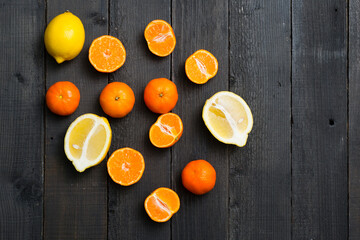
44, 11, 85, 64
64, 113, 112, 172
202, 91, 253, 147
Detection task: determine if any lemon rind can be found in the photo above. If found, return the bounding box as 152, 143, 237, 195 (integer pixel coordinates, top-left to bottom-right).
202, 91, 253, 147
64, 113, 112, 172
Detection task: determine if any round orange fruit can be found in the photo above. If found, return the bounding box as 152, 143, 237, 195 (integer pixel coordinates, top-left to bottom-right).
144, 78, 178, 114
89, 35, 126, 73
46, 81, 80, 116
107, 148, 145, 186
149, 113, 183, 148
181, 160, 216, 195
144, 187, 180, 222
100, 82, 135, 118
185, 49, 218, 84
144, 19, 176, 57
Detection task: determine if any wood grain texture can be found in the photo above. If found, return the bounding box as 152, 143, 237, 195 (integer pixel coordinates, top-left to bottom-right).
171, 1, 229, 239
349, 1, 360, 239
229, 1, 291, 239
0, 1, 45, 239
108, 1, 172, 239
292, 1, 348, 239
44, 1, 108, 239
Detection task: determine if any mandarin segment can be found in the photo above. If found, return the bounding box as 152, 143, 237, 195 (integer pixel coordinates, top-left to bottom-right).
144, 20, 176, 57
149, 113, 183, 148
107, 148, 145, 186
144, 187, 180, 222
89, 35, 126, 73
185, 49, 218, 84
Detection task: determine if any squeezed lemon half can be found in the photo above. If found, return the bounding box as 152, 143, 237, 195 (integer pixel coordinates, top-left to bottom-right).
202, 91, 253, 147
64, 113, 112, 172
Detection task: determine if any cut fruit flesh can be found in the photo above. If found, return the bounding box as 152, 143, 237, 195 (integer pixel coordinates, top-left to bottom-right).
64, 113, 112, 172
145, 195, 172, 221
185, 50, 218, 84
144, 187, 180, 222
144, 20, 176, 57
149, 113, 183, 148
203, 91, 253, 147
107, 148, 145, 186
89, 35, 126, 73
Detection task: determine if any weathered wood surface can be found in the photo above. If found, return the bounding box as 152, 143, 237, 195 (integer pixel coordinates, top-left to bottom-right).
292, 1, 348, 239
0, 0, 45, 239
229, 1, 291, 239
349, 0, 360, 239
0, 0, 356, 239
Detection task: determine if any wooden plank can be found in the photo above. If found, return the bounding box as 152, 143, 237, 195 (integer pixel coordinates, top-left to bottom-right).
108, 1, 171, 239
44, 1, 108, 239
349, 1, 360, 239
228, 1, 291, 239
0, 1, 45, 239
292, 1, 348, 239
171, 1, 229, 239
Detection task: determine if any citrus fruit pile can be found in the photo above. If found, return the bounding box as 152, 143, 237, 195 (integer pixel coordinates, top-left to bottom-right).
44, 11, 253, 223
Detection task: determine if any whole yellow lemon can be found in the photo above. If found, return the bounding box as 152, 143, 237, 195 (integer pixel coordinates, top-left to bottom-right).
44, 11, 85, 64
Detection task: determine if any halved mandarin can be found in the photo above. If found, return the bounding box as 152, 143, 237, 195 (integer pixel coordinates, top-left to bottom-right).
144, 20, 176, 57
89, 35, 126, 73
107, 148, 145, 186
144, 187, 180, 222
185, 49, 218, 84
149, 113, 183, 148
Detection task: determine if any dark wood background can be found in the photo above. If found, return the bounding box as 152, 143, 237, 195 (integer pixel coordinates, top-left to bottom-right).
0, 0, 357, 239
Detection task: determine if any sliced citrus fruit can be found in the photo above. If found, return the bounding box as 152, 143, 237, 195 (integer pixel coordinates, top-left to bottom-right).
185, 49, 218, 84
149, 113, 183, 148
64, 113, 112, 172
89, 35, 126, 73
107, 148, 145, 186
202, 91, 253, 147
144, 20, 176, 57
144, 187, 180, 222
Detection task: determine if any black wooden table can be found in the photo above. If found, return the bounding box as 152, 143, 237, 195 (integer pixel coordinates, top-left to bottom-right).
1, 0, 358, 239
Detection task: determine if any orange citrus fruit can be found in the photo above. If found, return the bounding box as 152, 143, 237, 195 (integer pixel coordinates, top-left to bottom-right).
185, 49, 218, 84
181, 160, 216, 195
99, 82, 135, 118
144, 19, 176, 57
107, 148, 145, 186
144, 78, 178, 114
149, 113, 183, 148
89, 35, 126, 73
46, 81, 80, 116
144, 187, 180, 222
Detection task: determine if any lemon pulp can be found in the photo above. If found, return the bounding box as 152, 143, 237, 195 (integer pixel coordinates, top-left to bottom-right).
64, 113, 112, 172
203, 91, 253, 147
